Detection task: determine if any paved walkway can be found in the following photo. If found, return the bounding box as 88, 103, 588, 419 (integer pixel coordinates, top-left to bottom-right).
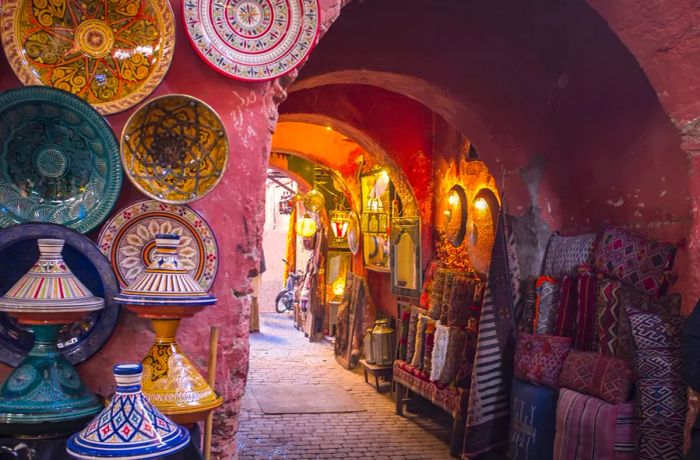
237, 313, 453, 459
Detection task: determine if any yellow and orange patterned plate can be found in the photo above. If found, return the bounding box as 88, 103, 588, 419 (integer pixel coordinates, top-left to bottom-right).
1, 0, 175, 115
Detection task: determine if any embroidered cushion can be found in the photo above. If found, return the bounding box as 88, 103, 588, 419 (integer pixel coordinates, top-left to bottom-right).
514, 333, 573, 389
447, 275, 480, 327
627, 306, 687, 460
559, 350, 634, 404
517, 278, 537, 334
542, 233, 597, 278
405, 306, 426, 364
554, 275, 578, 339
553, 388, 638, 460
455, 327, 478, 389
398, 307, 411, 361
510, 377, 558, 460
410, 314, 430, 369
575, 267, 597, 351
423, 319, 437, 378
593, 225, 676, 298
534, 276, 560, 334
428, 268, 449, 319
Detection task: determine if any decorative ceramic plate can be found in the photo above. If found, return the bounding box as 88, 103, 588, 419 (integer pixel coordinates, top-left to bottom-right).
0, 223, 120, 367
97, 200, 219, 290
121, 95, 229, 203
183, 0, 320, 81
0, 87, 122, 233
1, 0, 175, 115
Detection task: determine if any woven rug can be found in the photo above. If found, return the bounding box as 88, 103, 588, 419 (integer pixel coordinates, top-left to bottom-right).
463, 199, 519, 457
250, 384, 364, 414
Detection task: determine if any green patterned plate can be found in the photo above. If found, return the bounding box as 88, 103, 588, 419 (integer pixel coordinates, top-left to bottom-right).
0, 86, 122, 233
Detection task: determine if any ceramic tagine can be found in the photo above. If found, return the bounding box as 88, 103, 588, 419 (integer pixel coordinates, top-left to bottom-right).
114, 234, 222, 424
0, 239, 104, 436
66, 363, 190, 459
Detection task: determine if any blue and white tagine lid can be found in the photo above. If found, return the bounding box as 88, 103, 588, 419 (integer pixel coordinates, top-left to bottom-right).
66, 363, 190, 459
114, 234, 216, 306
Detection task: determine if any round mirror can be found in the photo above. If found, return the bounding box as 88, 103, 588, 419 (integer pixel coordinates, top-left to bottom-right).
443, 185, 467, 246
466, 189, 500, 276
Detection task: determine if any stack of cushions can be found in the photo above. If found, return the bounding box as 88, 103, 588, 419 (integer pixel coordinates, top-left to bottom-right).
510, 378, 559, 460
509, 226, 682, 460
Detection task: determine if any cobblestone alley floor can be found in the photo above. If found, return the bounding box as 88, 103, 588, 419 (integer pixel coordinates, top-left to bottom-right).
237, 313, 454, 460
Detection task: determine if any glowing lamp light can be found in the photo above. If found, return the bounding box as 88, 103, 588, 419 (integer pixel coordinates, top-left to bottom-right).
296, 214, 317, 237
474, 197, 488, 211
448, 190, 459, 206
303, 189, 325, 213
367, 197, 382, 212
442, 209, 452, 221
332, 278, 345, 297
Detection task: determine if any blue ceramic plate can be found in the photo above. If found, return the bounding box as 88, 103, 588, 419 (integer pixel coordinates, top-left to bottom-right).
0, 223, 120, 366
0, 86, 122, 233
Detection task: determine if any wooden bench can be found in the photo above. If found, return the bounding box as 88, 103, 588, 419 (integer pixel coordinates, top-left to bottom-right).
393, 360, 469, 458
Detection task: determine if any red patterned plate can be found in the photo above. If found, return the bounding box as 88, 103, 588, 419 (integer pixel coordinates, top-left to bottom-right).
183, 0, 320, 81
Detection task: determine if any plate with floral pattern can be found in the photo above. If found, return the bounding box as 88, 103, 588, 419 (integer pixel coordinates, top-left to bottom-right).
1, 0, 175, 115
183, 0, 320, 81
97, 200, 218, 290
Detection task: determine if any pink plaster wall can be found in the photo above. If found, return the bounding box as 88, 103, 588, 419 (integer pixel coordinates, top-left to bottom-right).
0, 0, 344, 456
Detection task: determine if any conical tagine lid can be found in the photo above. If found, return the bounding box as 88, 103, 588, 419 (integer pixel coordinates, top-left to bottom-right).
66, 363, 190, 459
115, 234, 216, 306
0, 239, 104, 314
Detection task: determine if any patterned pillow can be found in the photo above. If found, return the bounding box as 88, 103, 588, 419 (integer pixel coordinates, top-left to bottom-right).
553, 388, 637, 460
447, 275, 479, 327
626, 306, 687, 460
398, 307, 411, 361
410, 314, 430, 369
428, 269, 448, 319
438, 326, 468, 385
423, 319, 437, 378
510, 377, 558, 460
559, 350, 635, 404
405, 306, 426, 364
534, 276, 560, 334
553, 275, 577, 339
593, 225, 676, 298
455, 328, 478, 389
575, 267, 597, 351
514, 333, 573, 389
517, 278, 537, 334
542, 233, 597, 278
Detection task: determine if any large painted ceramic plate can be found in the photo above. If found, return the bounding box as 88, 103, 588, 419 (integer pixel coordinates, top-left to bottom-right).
183, 0, 320, 81
0, 223, 120, 367
97, 200, 219, 290
121, 95, 229, 204
1, 0, 175, 115
0, 86, 122, 233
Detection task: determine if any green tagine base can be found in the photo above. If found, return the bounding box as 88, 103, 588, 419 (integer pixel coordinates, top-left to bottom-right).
0, 325, 102, 437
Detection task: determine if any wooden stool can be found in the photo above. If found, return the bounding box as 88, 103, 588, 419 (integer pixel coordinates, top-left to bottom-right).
360, 359, 392, 393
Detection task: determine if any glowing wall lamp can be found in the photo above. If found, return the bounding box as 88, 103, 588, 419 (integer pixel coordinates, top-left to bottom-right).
295, 213, 318, 238
330, 210, 350, 238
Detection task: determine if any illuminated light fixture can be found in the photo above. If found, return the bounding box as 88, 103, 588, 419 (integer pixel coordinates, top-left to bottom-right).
332, 278, 345, 297
303, 189, 325, 213
448, 190, 459, 206
296, 213, 318, 237
367, 196, 382, 212
325, 125, 332, 131
379, 170, 389, 181
443, 208, 452, 221
474, 197, 488, 211
330, 210, 350, 238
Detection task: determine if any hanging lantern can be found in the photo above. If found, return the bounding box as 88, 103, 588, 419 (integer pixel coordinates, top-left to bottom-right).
367, 196, 383, 212
296, 213, 317, 238
278, 191, 293, 215
303, 189, 325, 213
330, 210, 350, 238
331, 277, 345, 297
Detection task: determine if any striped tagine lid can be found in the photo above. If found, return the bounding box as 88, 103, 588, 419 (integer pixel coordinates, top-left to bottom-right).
66, 363, 190, 459
115, 234, 216, 306
0, 238, 104, 313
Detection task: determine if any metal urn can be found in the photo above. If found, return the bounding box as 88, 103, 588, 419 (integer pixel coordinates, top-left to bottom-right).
363, 328, 375, 364
371, 319, 395, 366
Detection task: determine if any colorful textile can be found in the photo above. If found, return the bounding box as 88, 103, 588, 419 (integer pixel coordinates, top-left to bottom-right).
559, 351, 635, 404
405, 306, 426, 365
553, 388, 637, 460
517, 278, 537, 334
509, 378, 558, 460
410, 314, 429, 370
593, 225, 676, 298
423, 320, 437, 379
627, 306, 687, 460
431, 323, 449, 382
454, 327, 478, 389
575, 268, 597, 351
393, 360, 469, 419
514, 333, 572, 389
463, 199, 520, 457
398, 307, 411, 361
428, 269, 448, 319
596, 277, 622, 356
554, 275, 578, 339
534, 276, 560, 334
542, 233, 596, 278
447, 275, 478, 327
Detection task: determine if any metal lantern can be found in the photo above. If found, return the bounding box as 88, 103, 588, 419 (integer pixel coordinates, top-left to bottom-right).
295, 213, 318, 238
278, 191, 293, 215
371, 319, 395, 366
330, 210, 350, 238
303, 189, 325, 213
363, 328, 375, 364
